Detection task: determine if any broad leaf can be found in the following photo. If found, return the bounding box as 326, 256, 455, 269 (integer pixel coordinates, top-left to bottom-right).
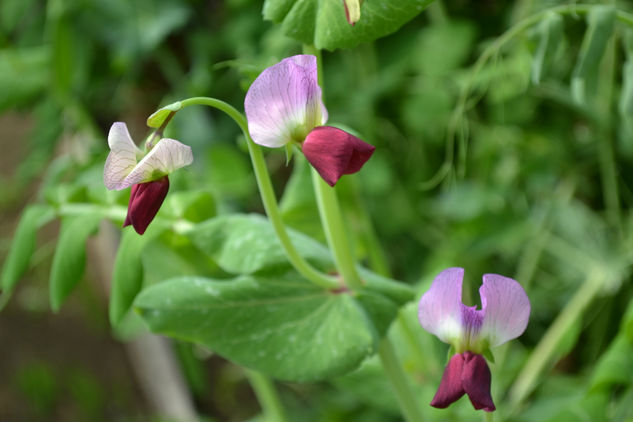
109, 228, 151, 325
1, 205, 55, 297
263, 0, 435, 51
188, 214, 334, 274
135, 270, 411, 381
49, 215, 102, 312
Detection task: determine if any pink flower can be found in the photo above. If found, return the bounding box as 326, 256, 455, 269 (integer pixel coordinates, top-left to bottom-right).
418, 268, 530, 412
244, 55, 374, 186
104, 122, 193, 234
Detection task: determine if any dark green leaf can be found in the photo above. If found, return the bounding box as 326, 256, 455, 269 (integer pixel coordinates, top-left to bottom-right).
263, 0, 435, 50
49, 215, 102, 312
188, 213, 334, 274
1, 205, 55, 297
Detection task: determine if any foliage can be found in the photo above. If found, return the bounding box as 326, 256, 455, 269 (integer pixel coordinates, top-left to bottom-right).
2, 0, 633, 421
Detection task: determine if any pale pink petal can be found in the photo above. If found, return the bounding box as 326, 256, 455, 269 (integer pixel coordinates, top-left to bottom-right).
245, 55, 328, 148
120, 138, 193, 188
479, 274, 530, 347
104, 122, 142, 190
418, 268, 466, 344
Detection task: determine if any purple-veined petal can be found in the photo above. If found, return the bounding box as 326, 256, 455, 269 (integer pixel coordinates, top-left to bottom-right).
479, 274, 530, 347
104, 122, 143, 190
418, 268, 466, 344
245, 55, 328, 148
119, 138, 193, 189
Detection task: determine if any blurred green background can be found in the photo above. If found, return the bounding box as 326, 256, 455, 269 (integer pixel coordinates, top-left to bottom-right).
2, 0, 633, 421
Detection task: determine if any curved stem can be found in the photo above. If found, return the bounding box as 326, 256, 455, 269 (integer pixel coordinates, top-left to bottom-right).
246, 370, 288, 422
378, 338, 425, 422
167, 97, 339, 290
311, 169, 363, 290
248, 142, 339, 289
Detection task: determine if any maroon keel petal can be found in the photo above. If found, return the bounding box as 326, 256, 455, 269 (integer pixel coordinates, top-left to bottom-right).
430, 353, 466, 409
302, 126, 375, 186
123, 177, 170, 235
123, 183, 140, 228
462, 352, 496, 412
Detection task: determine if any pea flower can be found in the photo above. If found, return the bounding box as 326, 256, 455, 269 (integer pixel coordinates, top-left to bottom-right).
104, 122, 193, 234
244, 55, 374, 187
418, 267, 530, 412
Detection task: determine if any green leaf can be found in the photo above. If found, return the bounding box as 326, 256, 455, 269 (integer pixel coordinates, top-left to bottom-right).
109, 229, 152, 326
147, 102, 182, 128
531, 12, 563, 85
188, 213, 334, 274
263, 0, 435, 51
163, 190, 216, 223
589, 334, 633, 391
135, 271, 402, 381
571, 5, 616, 104
0, 47, 50, 111
49, 215, 102, 312
1, 205, 55, 298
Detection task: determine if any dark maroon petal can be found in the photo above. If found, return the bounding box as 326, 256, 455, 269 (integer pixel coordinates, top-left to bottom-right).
124, 177, 170, 235
123, 183, 141, 228
430, 353, 466, 409
302, 126, 375, 186
462, 352, 496, 412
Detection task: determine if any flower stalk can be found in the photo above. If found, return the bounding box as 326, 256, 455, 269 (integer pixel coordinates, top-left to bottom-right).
245, 370, 288, 422
163, 97, 339, 290
311, 169, 363, 290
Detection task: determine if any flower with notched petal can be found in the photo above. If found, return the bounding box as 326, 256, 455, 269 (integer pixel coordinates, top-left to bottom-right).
104, 122, 193, 234
418, 267, 530, 412
245, 55, 374, 186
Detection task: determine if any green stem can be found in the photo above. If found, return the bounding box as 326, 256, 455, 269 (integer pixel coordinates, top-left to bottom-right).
311, 169, 363, 290
246, 370, 288, 422
347, 177, 391, 277
249, 142, 339, 290
169, 97, 339, 290
485, 411, 495, 422
507, 269, 604, 413
303, 44, 424, 421
378, 339, 425, 422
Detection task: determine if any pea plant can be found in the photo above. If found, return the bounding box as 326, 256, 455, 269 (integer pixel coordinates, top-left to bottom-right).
3, 1, 633, 421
